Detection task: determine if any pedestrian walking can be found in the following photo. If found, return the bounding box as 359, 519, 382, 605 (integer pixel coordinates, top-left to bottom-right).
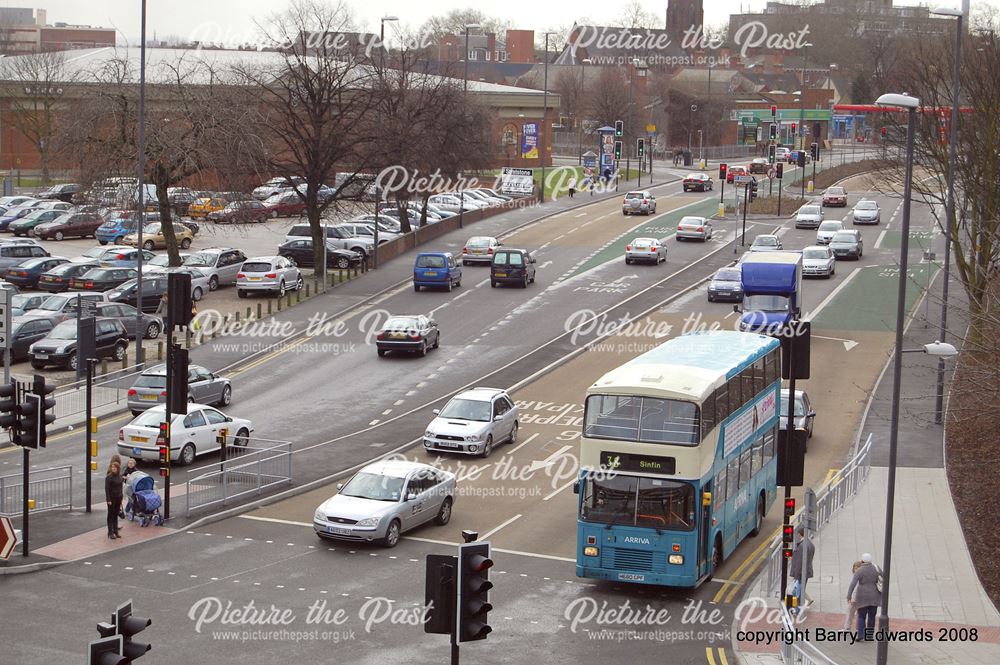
843, 560, 864, 630
789, 525, 815, 611
105, 459, 124, 539
846, 552, 882, 641
568, 178, 576, 198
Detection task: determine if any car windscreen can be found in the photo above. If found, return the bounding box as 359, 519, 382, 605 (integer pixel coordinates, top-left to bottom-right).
799, 206, 820, 215
38, 295, 69, 311
131, 409, 180, 427
184, 253, 214, 267
439, 398, 491, 422
493, 252, 522, 266
47, 320, 77, 340
754, 237, 777, 245
241, 262, 273, 273
802, 249, 829, 259
827, 188, 845, 195
856, 201, 877, 209
415, 255, 446, 268
818, 222, 842, 231
134, 374, 167, 389
780, 397, 805, 417
714, 269, 740, 281
831, 233, 856, 243
466, 237, 490, 247
384, 317, 419, 331
339, 472, 405, 502
744, 294, 790, 311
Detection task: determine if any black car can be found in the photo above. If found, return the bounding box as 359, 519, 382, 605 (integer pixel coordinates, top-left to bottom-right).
28, 317, 128, 371
106, 275, 169, 313
490, 248, 536, 288
707, 267, 743, 303
277, 238, 363, 269
168, 192, 196, 217
5, 256, 71, 289
3, 316, 55, 364
38, 183, 80, 203
69, 267, 138, 292
37, 261, 100, 293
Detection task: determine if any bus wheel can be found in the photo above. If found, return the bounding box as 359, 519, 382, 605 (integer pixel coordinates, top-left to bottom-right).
749, 495, 765, 537
708, 535, 723, 581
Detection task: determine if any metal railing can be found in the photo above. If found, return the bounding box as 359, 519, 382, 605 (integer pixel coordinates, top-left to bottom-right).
763, 434, 874, 596
779, 605, 840, 665
0, 465, 74, 517
52, 363, 146, 423
184, 438, 292, 516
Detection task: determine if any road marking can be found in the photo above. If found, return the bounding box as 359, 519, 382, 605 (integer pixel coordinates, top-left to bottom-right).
404, 535, 577, 562
553, 234, 566, 241
476, 278, 489, 287
369, 419, 380, 426
712, 525, 781, 603
543, 478, 577, 502
429, 302, 450, 314
527, 445, 574, 472
806, 266, 863, 321
480, 514, 523, 540
505, 432, 539, 456
811, 334, 859, 351
537, 242, 551, 251
874, 228, 888, 249
405, 390, 417, 396
240, 515, 311, 527
574, 212, 587, 218
393, 400, 404, 406
452, 291, 470, 301
381, 409, 392, 415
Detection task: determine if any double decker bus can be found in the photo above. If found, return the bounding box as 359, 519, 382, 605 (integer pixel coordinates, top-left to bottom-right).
575, 330, 781, 587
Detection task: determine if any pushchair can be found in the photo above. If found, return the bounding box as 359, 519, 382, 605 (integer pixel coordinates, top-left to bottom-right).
125, 471, 164, 526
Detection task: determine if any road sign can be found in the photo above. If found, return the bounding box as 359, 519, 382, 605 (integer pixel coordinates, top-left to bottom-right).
0, 515, 17, 559
645, 123, 656, 133
734, 175, 752, 184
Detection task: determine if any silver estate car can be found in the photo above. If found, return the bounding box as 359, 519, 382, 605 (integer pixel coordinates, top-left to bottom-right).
423, 387, 519, 457
128, 363, 232, 415
625, 237, 666, 265
829, 230, 864, 259
313, 460, 456, 547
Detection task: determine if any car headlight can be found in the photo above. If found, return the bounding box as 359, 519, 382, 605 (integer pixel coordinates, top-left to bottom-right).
314, 509, 325, 522
424, 430, 434, 438
355, 517, 380, 528
464, 433, 482, 442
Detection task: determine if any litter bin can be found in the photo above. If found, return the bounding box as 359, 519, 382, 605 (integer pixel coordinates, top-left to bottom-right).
683, 151, 692, 166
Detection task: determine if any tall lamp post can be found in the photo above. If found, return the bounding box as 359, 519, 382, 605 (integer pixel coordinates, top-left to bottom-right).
873, 92, 919, 665
540, 32, 555, 202
577, 58, 592, 165
135, 0, 148, 365
931, 2, 967, 424
372, 15, 399, 271
462, 24, 481, 94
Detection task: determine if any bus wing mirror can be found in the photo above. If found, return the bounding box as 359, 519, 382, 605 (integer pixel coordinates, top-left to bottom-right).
572, 481, 580, 495
733, 304, 740, 314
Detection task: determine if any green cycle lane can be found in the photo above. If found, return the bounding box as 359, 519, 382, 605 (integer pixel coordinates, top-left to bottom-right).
811, 261, 940, 332
568, 196, 720, 278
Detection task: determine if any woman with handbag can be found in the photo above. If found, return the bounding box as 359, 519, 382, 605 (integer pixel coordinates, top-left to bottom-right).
846, 552, 882, 641
843, 560, 864, 630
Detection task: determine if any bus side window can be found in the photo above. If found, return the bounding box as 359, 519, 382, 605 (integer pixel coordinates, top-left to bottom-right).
765, 350, 778, 385
715, 385, 729, 423
701, 391, 716, 435
741, 367, 755, 401
763, 430, 775, 462
727, 458, 739, 499
751, 438, 763, 475
728, 376, 741, 413
740, 449, 752, 488
753, 358, 766, 395
715, 467, 728, 504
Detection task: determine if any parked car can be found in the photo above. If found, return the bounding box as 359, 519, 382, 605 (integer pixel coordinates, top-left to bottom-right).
8, 209, 75, 237
413, 252, 462, 292
167, 191, 197, 217
127, 363, 232, 415
0, 200, 42, 230
822, 186, 848, 207
37, 261, 100, 293
852, 200, 881, 224
106, 275, 170, 312
117, 403, 252, 466
187, 197, 227, 219
284, 223, 373, 258
422, 387, 519, 457
34, 212, 104, 240
98, 247, 156, 269
381, 206, 444, 224
0, 243, 48, 270
4, 256, 70, 288
236, 256, 302, 298
491, 248, 536, 288
183, 248, 247, 290
276, 239, 362, 270
707, 267, 743, 302
88, 302, 162, 340
794, 204, 824, 229
95, 211, 139, 245
262, 192, 306, 218
335, 222, 399, 244
28, 317, 128, 370
375, 314, 440, 357
121, 222, 193, 250
726, 166, 748, 183
622, 190, 657, 215
676, 216, 714, 242
3, 316, 55, 363
816, 220, 844, 245
829, 230, 864, 259
144, 252, 192, 273
38, 183, 80, 203
682, 172, 714, 192
313, 460, 456, 547
207, 200, 270, 224
748, 158, 770, 174
749, 234, 783, 251
158, 267, 212, 301
252, 176, 305, 200
427, 193, 483, 213
10, 294, 50, 317
801, 245, 836, 278
22, 291, 107, 324
461, 236, 501, 265
69, 267, 138, 292
625, 237, 666, 265
474, 187, 512, 201
348, 214, 402, 235
779, 388, 816, 448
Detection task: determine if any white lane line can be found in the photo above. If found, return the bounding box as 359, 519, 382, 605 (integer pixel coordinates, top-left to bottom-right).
240, 515, 312, 527
476, 278, 489, 287
874, 228, 888, 249
381, 409, 392, 415
405, 390, 417, 396
553, 234, 566, 240
369, 419, 380, 426
453, 291, 470, 301
574, 212, 587, 218
429, 302, 450, 314
528, 445, 574, 472
537, 242, 551, 250
416, 382, 427, 387
806, 265, 864, 320
505, 432, 539, 456
543, 479, 577, 502
480, 514, 523, 540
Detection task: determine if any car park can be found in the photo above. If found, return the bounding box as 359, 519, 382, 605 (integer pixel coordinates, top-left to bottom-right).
8, 209, 75, 237
158, 267, 212, 301
0, 243, 48, 270
622, 190, 657, 215
822, 186, 848, 207
208, 200, 270, 224
460, 189, 503, 206
98, 247, 156, 269
144, 252, 192, 272
0, 201, 42, 230
375, 314, 440, 357
816, 220, 844, 244
491, 248, 535, 288
794, 205, 824, 229
4, 256, 70, 288
349, 214, 402, 235
95, 211, 139, 245
23, 291, 107, 324
127, 364, 232, 415
236, 256, 303, 298
461, 236, 501, 265
284, 223, 374, 259
413, 252, 462, 292
676, 216, 713, 241
262, 192, 306, 218
106, 275, 170, 311
118, 403, 252, 466
33, 212, 104, 240
381, 206, 443, 225
779, 388, 816, 448
474, 187, 512, 201
313, 460, 455, 547
427, 193, 483, 213
748, 158, 769, 174
422, 387, 519, 457
89, 302, 162, 340
277, 238, 363, 270
801, 245, 836, 278
122, 222, 193, 250
829, 230, 863, 259
69, 267, 138, 291
28, 317, 128, 370
10, 294, 49, 317
36, 261, 100, 293
38, 183, 80, 203
335, 222, 399, 244
625, 237, 666, 264
750, 234, 783, 251
682, 172, 713, 191
707, 267, 743, 302
252, 176, 305, 200
183, 248, 247, 290
3, 316, 55, 363
852, 200, 881, 224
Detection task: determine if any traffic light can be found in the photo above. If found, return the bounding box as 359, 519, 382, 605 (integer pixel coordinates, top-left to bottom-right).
718, 163, 727, 180
158, 422, 170, 476
167, 272, 193, 329
769, 124, 777, 141
768, 144, 776, 164
790, 122, 797, 134
0, 381, 17, 432
458, 541, 493, 642
424, 554, 456, 635
881, 126, 887, 137
168, 346, 189, 415
34, 375, 55, 448
809, 142, 818, 160
749, 178, 759, 202
770, 104, 777, 117
784, 497, 796, 517
775, 163, 784, 179
88, 634, 127, 665
636, 137, 645, 157
783, 524, 795, 544
115, 600, 152, 661
614, 120, 623, 137
614, 140, 622, 160
797, 151, 806, 168
13, 375, 52, 449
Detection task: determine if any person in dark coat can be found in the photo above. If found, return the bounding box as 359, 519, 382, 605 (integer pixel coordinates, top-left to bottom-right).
105, 460, 124, 539
847, 552, 882, 641
789, 525, 815, 610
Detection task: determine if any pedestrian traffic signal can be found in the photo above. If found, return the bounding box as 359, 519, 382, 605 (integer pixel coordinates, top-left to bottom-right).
458, 541, 493, 642
719, 163, 727, 180
636, 138, 645, 157
782, 525, 795, 544
0, 381, 17, 431
614, 140, 622, 160
167, 346, 189, 415
783, 547, 793, 559
167, 272, 193, 329
790, 122, 797, 134
114, 601, 152, 661
424, 554, 456, 635
775, 163, 784, 179
770, 105, 777, 117
809, 142, 818, 160
769, 124, 777, 141
768, 144, 776, 164
784, 498, 796, 517
614, 120, 623, 137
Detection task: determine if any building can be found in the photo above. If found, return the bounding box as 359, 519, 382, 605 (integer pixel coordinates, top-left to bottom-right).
666, 0, 704, 40
0, 7, 115, 54
437, 28, 539, 64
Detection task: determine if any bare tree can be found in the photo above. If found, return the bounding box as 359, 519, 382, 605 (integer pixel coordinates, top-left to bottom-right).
614, 1, 660, 29
419, 9, 511, 41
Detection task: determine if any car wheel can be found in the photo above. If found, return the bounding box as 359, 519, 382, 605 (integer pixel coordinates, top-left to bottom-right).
180, 238, 192, 249
490, 281, 497, 288
208, 275, 219, 291
131, 410, 141, 417
180, 443, 196, 466
625, 257, 631, 265
295, 276, 304, 291
234, 428, 250, 447
433, 333, 440, 349
99, 240, 108, 246
66, 352, 78, 371
270, 209, 278, 219
462, 260, 469, 266
708, 294, 714, 302
54, 231, 64, 241
434, 497, 453, 526
382, 519, 401, 548
335, 256, 350, 269
30, 360, 46, 370
113, 343, 126, 361
237, 289, 247, 299
413, 284, 420, 292
144, 322, 160, 339
418, 342, 427, 357
480, 435, 494, 458
218, 385, 232, 406
143, 240, 155, 250
377, 349, 387, 357
277, 281, 286, 297
521, 276, 528, 288
446, 280, 452, 292
508, 421, 518, 444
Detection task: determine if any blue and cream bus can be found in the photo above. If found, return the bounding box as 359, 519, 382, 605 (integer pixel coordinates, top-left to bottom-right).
575, 330, 781, 587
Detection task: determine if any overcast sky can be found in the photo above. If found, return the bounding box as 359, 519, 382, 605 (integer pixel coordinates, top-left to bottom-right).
8, 0, 993, 44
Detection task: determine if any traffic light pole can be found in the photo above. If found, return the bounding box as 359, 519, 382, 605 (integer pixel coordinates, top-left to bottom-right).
778, 176, 783, 217
85, 358, 94, 513
163, 329, 172, 521
780, 332, 797, 606
741, 184, 749, 247
22, 441, 28, 557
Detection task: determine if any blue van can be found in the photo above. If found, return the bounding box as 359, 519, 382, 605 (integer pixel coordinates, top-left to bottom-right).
413, 252, 462, 292
95, 211, 139, 245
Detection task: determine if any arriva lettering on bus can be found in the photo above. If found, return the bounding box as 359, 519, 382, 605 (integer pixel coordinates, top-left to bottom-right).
622, 537, 652, 545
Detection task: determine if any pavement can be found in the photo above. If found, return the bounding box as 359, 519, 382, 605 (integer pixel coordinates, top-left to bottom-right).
732, 255, 1000, 664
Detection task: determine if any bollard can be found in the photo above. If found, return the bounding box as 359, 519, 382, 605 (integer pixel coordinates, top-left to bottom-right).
246, 307, 251, 319
295, 288, 301, 304
121, 353, 128, 370
277, 297, 282, 311
235, 311, 241, 324
101, 359, 108, 375
157, 342, 164, 360
305, 283, 310, 298
185, 329, 192, 349
312, 278, 318, 294
290, 291, 295, 306
257, 302, 262, 320
267, 300, 273, 316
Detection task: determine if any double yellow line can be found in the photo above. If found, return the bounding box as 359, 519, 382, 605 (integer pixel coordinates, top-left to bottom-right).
706, 646, 729, 665
712, 525, 781, 604
229, 335, 312, 377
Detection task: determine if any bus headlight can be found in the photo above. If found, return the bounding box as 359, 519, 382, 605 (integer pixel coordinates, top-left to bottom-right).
668, 554, 684, 565
584, 546, 599, 557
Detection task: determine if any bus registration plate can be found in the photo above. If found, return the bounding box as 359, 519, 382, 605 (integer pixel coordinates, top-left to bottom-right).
617, 573, 646, 582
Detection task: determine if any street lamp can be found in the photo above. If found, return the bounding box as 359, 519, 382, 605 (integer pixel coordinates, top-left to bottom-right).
463, 24, 481, 94
372, 15, 399, 272
135, 0, 148, 365
931, 2, 967, 424
577, 58, 592, 165
873, 91, 919, 665
540, 31, 555, 202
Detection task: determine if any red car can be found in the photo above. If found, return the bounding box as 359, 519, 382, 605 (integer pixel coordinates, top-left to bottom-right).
207, 200, 269, 224
726, 166, 747, 184
34, 212, 105, 240
262, 192, 307, 218
822, 186, 848, 207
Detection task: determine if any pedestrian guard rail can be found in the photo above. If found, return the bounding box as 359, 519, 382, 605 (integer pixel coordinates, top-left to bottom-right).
0, 465, 73, 517
184, 437, 292, 516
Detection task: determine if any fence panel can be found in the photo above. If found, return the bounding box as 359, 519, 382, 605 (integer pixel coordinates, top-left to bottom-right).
53, 364, 146, 423
184, 439, 292, 516
0, 465, 74, 517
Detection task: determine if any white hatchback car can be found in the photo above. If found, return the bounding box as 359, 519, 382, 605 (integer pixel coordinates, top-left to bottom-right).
625, 237, 666, 264
237, 255, 302, 298
117, 403, 252, 466
423, 387, 519, 457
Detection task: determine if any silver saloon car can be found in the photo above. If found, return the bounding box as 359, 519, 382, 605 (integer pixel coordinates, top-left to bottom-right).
128, 363, 232, 415
313, 460, 456, 547
625, 237, 666, 265
852, 200, 881, 225
801, 245, 836, 278
676, 216, 713, 241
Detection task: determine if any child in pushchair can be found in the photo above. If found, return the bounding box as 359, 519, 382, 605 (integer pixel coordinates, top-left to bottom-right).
125, 470, 164, 527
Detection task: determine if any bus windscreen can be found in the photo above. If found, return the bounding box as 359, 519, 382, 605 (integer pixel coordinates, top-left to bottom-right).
581, 475, 695, 530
